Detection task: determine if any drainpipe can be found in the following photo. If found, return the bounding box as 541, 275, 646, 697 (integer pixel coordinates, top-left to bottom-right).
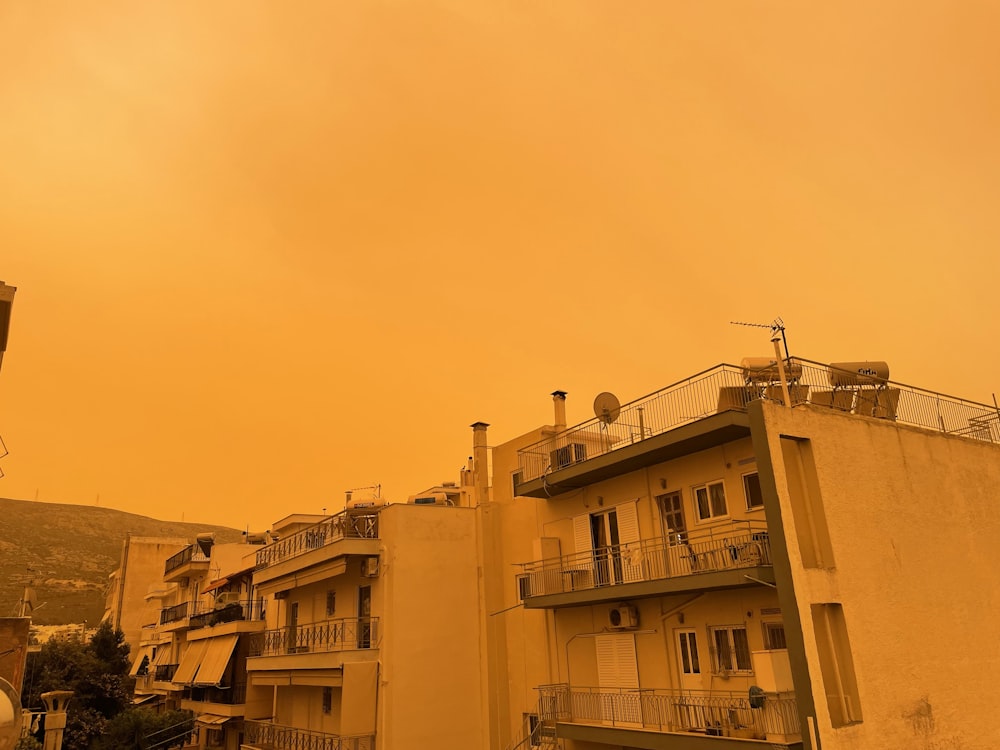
471, 422, 490, 506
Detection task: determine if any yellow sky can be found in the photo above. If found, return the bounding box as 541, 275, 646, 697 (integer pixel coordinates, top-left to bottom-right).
1, 1, 998, 530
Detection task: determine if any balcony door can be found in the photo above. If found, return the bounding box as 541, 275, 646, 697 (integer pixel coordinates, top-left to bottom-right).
574, 502, 641, 587
676, 629, 702, 691
595, 633, 641, 726
357, 586, 372, 648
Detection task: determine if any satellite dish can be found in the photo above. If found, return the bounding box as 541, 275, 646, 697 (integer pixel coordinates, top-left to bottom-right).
593, 392, 621, 424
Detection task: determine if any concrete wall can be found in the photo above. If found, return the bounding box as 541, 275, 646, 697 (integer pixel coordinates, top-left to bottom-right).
115, 536, 189, 654
754, 401, 1000, 750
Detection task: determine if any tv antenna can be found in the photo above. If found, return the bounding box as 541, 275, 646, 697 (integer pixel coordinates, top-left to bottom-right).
730, 317, 790, 360
593, 392, 621, 425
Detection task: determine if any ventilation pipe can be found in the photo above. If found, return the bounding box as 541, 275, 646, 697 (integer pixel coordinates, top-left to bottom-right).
471, 422, 490, 506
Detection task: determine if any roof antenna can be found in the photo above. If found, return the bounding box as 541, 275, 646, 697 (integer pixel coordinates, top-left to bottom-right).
730, 318, 790, 360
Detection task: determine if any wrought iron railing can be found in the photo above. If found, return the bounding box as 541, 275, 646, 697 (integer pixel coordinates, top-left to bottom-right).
243, 721, 374, 750
248, 617, 379, 656
164, 544, 209, 575
160, 601, 191, 624
154, 663, 178, 682
537, 683, 799, 739
517, 521, 770, 599
189, 599, 265, 630
516, 359, 1000, 484
256, 511, 380, 569
185, 681, 247, 705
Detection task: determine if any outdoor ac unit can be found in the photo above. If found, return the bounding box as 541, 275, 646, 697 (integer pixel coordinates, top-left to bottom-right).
608, 604, 639, 629
362, 556, 380, 578
215, 592, 242, 607
550, 443, 587, 470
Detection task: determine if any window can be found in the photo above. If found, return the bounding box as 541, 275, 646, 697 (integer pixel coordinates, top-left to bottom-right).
322, 686, 332, 714
694, 481, 728, 521
762, 622, 787, 650
656, 491, 687, 544
710, 626, 752, 673
743, 472, 764, 510
678, 631, 701, 674
326, 591, 336, 617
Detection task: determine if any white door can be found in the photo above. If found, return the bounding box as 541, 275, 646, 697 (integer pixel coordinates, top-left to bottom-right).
596, 633, 641, 726
576, 502, 641, 587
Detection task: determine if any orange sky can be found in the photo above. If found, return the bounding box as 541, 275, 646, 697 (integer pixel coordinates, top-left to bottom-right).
1, 1, 998, 531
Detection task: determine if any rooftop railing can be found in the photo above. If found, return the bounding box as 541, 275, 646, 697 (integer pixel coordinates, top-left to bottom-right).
243, 720, 373, 750
164, 544, 209, 576
516, 359, 1000, 484
537, 683, 799, 740
248, 617, 379, 657
517, 521, 770, 599
255, 510, 380, 570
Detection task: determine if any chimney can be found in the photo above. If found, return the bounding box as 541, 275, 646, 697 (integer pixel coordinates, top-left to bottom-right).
470, 422, 490, 505
551, 390, 567, 431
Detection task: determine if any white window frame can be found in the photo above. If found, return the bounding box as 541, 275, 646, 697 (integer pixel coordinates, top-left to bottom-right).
677, 630, 701, 675
693, 481, 728, 522
743, 472, 764, 511
709, 624, 753, 674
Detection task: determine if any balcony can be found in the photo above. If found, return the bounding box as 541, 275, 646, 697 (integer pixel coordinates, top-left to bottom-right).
256, 511, 380, 569
154, 663, 179, 682
189, 599, 265, 631
517, 522, 773, 608
164, 544, 210, 582
181, 681, 247, 714
515, 359, 1000, 499
249, 617, 379, 657
537, 683, 800, 747
243, 720, 373, 750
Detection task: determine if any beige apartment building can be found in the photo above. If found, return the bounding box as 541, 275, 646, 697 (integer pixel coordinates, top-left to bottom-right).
483, 357, 1000, 750
241, 486, 485, 750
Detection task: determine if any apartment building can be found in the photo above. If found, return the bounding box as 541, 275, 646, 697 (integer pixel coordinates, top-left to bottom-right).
241, 482, 486, 750
484, 358, 1000, 750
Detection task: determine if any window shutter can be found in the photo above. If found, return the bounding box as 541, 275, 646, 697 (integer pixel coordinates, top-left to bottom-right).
573, 514, 593, 554
616, 501, 640, 545
596, 633, 639, 689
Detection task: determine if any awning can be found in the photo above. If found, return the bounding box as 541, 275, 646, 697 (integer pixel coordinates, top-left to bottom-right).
201, 577, 230, 594
131, 694, 159, 705
192, 634, 239, 686
195, 714, 230, 726
152, 645, 172, 666
129, 646, 153, 677
172, 640, 209, 684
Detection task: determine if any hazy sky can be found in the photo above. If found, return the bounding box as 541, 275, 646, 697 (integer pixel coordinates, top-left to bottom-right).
1, 1, 998, 531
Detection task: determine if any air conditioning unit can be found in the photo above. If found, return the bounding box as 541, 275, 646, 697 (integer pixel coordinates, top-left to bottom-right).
550, 443, 587, 470
215, 592, 242, 607
362, 556, 380, 578
608, 604, 639, 629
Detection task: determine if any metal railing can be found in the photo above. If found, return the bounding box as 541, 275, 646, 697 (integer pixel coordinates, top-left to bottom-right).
155, 663, 179, 682
189, 598, 265, 629
185, 681, 247, 705
164, 545, 209, 575
256, 510, 380, 569
248, 617, 379, 656
160, 601, 191, 624
517, 521, 770, 599
516, 360, 1000, 484
243, 721, 374, 750
537, 683, 799, 739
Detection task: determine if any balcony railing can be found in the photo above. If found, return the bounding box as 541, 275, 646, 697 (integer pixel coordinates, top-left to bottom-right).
256, 510, 380, 570
537, 683, 800, 740
517, 521, 770, 600
189, 599, 265, 630
164, 545, 209, 575
516, 359, 1000, 484
160, 601, 191, 624
154, 663, 178, 682
248, 617, 379, 657
185, 681, 247, 705
244, 721, 373, 750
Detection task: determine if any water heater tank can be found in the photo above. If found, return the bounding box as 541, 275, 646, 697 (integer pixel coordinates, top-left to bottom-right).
740, 357, 803, 382
828, 361, 890, 387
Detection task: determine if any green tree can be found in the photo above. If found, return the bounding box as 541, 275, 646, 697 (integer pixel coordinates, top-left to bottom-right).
22, 623, 133, 750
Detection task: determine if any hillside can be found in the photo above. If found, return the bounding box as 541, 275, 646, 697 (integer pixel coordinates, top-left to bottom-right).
0, 497, 244, 626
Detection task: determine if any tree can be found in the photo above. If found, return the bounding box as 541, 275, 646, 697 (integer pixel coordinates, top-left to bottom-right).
92, 708, 194, 750
21, 623, 133, 750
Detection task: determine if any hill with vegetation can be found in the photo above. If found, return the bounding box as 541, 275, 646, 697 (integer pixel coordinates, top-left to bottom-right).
0, 497, 244, 626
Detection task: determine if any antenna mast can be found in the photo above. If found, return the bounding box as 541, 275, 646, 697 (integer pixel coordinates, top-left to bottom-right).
730, 317, 790, 360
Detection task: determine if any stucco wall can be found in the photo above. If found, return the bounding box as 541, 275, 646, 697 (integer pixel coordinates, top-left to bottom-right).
757, 401, 1000, 750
